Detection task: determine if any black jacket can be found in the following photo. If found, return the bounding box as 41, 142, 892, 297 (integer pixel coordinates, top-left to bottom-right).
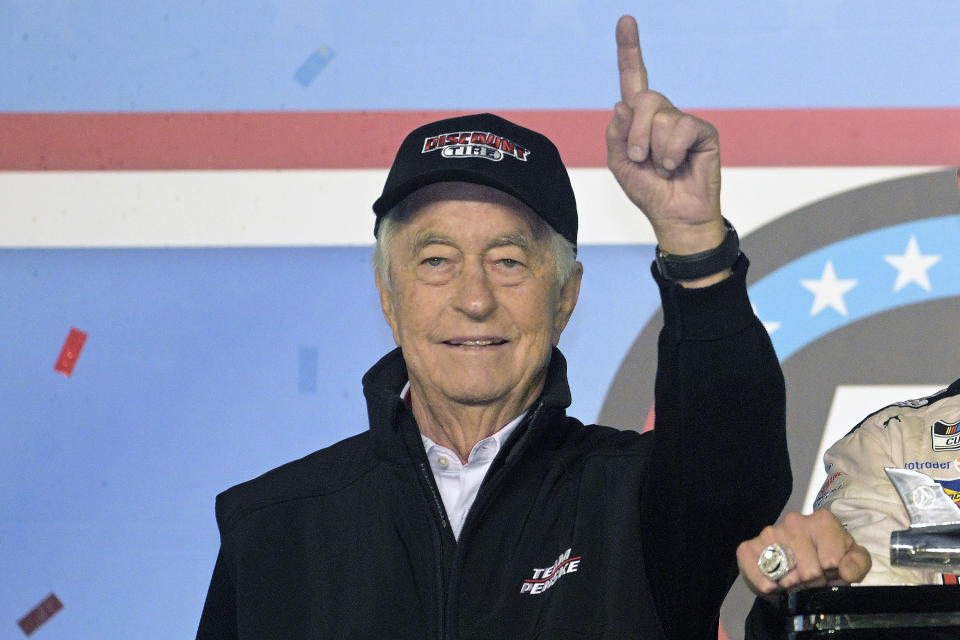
197, 257, 790, 639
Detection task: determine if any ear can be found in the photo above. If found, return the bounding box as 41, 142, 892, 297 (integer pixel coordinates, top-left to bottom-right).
552, 262, 583, 345
375, 269, 402, 346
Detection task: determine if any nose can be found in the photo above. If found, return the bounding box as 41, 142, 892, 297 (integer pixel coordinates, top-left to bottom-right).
452, 258, 497, 320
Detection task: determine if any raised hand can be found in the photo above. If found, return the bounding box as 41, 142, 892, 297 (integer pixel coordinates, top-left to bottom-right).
606, 15, 724, 256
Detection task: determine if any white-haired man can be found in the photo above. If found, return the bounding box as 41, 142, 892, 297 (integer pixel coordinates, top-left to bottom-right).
197, 16, 867, 640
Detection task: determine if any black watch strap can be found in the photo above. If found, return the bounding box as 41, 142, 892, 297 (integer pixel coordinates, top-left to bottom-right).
655, 218, 740, 281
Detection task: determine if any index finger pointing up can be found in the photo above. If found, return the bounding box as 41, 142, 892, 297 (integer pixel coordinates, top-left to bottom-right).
616, 15, 648, 100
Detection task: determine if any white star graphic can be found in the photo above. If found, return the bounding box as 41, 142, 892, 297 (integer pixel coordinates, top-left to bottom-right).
752, 304, 781, 335
800, 260, 858, 317
883, 235, 941, 292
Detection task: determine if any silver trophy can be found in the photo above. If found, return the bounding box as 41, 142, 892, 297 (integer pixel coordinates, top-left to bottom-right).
886, 467, 960, 570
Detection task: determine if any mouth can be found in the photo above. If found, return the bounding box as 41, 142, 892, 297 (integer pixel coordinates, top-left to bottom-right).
443, 337, 509, 348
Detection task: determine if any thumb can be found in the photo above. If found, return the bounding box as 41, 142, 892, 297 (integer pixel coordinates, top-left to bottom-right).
838, 545, 872, 583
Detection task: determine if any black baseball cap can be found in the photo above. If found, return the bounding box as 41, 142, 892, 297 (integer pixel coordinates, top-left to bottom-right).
372, 113, 578, 247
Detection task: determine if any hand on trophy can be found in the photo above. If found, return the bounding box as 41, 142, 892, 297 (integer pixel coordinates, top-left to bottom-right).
737, 509, 872, 602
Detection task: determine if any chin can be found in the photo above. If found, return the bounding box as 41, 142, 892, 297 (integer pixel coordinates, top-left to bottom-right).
441, 381, 512, 407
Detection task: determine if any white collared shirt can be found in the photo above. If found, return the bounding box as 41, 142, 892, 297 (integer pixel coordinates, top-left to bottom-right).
403, 383, 526, 540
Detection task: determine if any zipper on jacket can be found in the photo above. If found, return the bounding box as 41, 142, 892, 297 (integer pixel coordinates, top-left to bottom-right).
418, 460, 448, 638
444, 401, 546, 639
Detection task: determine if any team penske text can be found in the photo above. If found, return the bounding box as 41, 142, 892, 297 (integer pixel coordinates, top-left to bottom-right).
520, 548, 581, 595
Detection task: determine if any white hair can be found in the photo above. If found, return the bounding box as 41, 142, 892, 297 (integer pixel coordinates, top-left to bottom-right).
373, 201, 578, 293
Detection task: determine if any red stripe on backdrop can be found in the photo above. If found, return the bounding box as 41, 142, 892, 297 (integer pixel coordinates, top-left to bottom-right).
1, 109, 958, 170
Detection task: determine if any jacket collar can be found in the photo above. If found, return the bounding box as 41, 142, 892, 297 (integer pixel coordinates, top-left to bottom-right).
947, 377, 960, 395
361, 347, 573, 462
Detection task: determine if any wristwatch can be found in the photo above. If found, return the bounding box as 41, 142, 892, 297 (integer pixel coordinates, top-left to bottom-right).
655, 218, 740, 281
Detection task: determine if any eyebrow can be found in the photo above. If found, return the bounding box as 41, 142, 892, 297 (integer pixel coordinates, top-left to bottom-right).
410, 231, 455, 254
409, 230, 532, 253
487, 232, 531, 251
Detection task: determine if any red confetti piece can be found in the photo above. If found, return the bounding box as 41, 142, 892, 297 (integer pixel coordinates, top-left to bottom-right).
54, 328, 87, 377
17, 593, 63, 636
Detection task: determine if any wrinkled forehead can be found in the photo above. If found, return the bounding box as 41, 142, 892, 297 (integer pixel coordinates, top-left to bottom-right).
395, 181, 551, 239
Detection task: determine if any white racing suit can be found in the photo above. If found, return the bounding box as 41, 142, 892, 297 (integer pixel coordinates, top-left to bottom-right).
816, 378, 960, 585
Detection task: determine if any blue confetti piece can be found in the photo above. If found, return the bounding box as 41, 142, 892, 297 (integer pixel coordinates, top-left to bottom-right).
298, 346, 319, 393
294, 45, 334, 87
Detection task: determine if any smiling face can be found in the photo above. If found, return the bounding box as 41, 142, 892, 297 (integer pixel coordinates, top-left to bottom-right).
376, 182, 581, 418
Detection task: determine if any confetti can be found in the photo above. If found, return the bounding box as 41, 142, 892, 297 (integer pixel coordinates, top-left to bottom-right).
54, 327, 87, 377
298, 346, 318, 393
17, 593, 63, 636
294, 44, 335, 87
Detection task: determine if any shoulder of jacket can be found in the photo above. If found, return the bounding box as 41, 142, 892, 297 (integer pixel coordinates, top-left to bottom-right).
531, 415, 650, 461
927, 383, 960, 414
563, 421, 651, 459
215, 431, 378, 531
843, 384, 960, 439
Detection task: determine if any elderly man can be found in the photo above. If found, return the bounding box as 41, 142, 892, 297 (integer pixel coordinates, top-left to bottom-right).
196, 16, 817, 639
